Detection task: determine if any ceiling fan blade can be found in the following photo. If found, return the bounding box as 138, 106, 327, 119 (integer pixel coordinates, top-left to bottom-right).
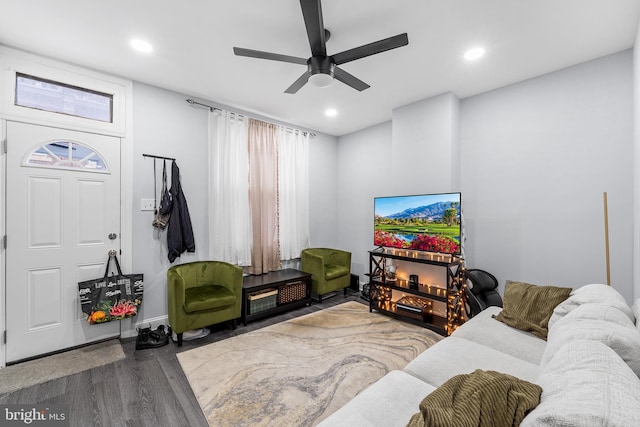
332, 33, 409, 65
285, 72, 310, 94
333, 67, 370, 91
233, 47, 307, 65
300, 0, 326, 56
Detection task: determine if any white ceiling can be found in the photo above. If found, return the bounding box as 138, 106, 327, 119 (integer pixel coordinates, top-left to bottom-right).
1, 0, 639, 136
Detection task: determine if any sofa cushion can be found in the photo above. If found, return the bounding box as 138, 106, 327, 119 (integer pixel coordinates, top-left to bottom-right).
325, 263, 349, 280
404, 337, 539, 387
521, 340, 640, 427
184, 285, 236, 313
452, 306, 546, 365
494, 280, 571, 340
316, 370, 436, 427
541, 305, 640, 376
548, 283, 634, 329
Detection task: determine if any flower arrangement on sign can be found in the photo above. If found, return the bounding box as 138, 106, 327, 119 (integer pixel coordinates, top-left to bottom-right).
374, 230, 460, 254
88, 299, 140, 324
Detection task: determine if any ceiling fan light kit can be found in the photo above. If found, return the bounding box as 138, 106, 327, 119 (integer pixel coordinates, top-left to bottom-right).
309, 72, 333, 88
233, 0, 408, 93
308, 57, 335, 87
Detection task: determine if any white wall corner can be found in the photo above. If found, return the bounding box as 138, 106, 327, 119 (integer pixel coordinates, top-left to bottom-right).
391, 92, 461, 194
633, 21, 640, 301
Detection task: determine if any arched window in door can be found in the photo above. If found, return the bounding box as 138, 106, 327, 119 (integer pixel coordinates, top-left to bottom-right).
23, 140, 109, 173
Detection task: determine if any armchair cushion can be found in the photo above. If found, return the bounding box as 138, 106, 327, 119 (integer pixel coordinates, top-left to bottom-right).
184, 285, 236, 313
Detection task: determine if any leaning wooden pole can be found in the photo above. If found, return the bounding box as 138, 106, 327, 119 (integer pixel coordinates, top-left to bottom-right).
603, 192, 611, 286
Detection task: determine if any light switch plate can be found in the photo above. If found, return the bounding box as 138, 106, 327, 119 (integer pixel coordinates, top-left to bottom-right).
140, 198, 155, 211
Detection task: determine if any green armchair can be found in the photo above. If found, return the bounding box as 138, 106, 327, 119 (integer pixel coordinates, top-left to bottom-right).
167, 261, 243, 346
301, 248, 351, 302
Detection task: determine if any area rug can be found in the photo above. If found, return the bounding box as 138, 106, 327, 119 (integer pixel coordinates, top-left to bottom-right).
178, 301, 441, 427
0, 339, 125, 395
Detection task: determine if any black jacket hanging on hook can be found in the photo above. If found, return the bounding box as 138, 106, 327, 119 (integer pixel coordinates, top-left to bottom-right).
167, 160, 195, 262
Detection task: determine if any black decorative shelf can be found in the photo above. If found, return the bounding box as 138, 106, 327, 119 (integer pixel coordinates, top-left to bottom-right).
368, 249, 466, 336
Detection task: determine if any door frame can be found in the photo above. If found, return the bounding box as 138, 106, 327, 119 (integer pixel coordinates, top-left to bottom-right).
0, 46, 134, 367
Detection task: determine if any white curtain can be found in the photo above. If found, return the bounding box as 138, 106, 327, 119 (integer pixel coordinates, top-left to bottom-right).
278, 128, 310, 260
208, 110, 252, 265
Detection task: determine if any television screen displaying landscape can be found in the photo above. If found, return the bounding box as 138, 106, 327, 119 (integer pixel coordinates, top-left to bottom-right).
374, 192, 462, 254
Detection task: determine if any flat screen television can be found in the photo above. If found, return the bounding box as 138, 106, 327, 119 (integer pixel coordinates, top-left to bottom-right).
374, 192, 462, 255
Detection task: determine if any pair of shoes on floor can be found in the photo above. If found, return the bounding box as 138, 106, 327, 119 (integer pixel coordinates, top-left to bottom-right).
136, 324, 172, 350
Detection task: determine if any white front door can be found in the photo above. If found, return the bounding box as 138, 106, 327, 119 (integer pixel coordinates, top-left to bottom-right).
5, 121, 121, 363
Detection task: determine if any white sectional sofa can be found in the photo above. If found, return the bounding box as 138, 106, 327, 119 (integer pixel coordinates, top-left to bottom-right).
319, 284, 640, 426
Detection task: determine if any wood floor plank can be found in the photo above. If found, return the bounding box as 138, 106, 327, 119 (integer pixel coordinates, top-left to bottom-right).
65, 369, 104, 427
157, 356, 209, 427
93, 362, 131, 427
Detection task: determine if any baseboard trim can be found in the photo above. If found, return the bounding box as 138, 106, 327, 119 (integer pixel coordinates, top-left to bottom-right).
121, 315, 169, 339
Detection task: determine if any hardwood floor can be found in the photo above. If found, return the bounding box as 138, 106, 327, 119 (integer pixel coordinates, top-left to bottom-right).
0, 291, 363, 427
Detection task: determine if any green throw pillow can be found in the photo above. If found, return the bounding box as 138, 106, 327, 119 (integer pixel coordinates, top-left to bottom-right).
494, 281, 572, 340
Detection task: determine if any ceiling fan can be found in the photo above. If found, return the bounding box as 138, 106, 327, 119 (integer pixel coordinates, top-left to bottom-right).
233, 0, 409, 94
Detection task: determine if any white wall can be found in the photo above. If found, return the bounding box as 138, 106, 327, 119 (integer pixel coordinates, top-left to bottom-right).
336, 50, 634, 303
131, 82, 209, 324
391, 93, 461, 192
634, 24, 640, 301
461, 50, 634, 301
309, 132, 340, 249
336, 122, 393, 281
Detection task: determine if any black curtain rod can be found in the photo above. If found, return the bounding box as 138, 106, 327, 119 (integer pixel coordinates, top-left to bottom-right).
143, 153, 175, 161
186, 98, 220, 112
185, 98, 316, 137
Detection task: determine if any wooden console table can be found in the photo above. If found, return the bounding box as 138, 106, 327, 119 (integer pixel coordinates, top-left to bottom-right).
242, 269, 312, 325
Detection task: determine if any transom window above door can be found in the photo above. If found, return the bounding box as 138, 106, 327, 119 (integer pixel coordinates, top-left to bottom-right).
23, 140, 109, 173
15, 73, 113, 123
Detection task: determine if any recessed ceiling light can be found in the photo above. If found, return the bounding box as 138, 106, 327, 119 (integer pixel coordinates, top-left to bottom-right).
325, 108, 338, 117
464, 47, 485, 61
130, 39, 153, 54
